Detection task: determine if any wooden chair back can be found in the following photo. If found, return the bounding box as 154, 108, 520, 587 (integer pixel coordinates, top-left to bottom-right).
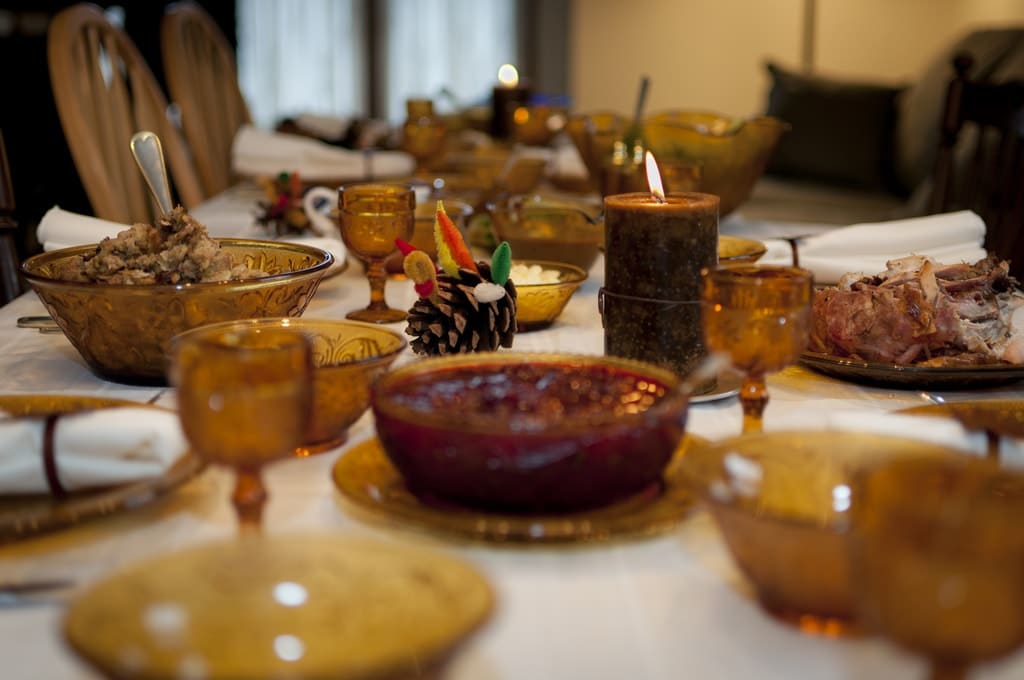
161, 2, 252, 197
0, 129, 24, 306
47, 3, 203, 225
930, 54, 1024, 279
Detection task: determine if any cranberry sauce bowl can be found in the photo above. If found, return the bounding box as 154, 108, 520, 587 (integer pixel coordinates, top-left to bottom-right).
370, 353, 690, 512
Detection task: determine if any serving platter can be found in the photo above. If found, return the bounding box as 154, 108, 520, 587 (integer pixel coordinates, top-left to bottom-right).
799, 351, 1024, 390
0, 395, 203, 542
332, 435, 704, 544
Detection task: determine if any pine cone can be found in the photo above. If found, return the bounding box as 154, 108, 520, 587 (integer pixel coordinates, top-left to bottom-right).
406, 262, 517, 355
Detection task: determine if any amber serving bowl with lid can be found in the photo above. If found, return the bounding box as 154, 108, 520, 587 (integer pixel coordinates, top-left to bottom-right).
21, 239, 333, 385
370, 352, 689, 513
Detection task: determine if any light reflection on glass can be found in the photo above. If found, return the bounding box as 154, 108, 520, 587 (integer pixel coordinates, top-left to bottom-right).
273, 634, 305, 662
273, 581, 308, 607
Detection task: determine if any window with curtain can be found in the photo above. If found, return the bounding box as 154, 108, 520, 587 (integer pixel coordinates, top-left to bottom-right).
236, 0, 516, 128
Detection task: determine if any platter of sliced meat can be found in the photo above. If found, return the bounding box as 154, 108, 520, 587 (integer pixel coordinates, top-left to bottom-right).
802, 255, 1024, 388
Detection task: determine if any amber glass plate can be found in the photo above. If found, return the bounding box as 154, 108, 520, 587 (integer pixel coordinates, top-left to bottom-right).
332, 436, 703, 544
800, 351, 1024, 389
899, 400, 1024, 437
0, 395, 203, 542
64, 535, 493, 680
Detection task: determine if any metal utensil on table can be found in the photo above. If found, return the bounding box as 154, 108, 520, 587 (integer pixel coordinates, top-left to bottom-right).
0, 578, 75, 608
16, 315, 60, 333
130, 131, 173, 215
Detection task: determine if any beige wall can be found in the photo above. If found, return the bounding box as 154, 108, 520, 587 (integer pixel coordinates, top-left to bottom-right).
569, 0, 1024, 118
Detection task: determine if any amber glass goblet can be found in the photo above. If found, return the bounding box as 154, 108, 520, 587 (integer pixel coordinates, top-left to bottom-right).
339, 183, 415, 323
169, 325, 313, 533
851, 457, 1024, 680
701, 264, 813, 433
401, 98, 447, 176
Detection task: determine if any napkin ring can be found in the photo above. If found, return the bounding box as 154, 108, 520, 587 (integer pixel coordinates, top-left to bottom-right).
42, 414, 68, 498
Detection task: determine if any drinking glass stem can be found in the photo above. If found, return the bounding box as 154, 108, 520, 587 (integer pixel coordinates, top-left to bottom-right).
929, 662, 967, 680
232, 465, 267, 533
740, 372, 768, 434
365, 258, 390, 311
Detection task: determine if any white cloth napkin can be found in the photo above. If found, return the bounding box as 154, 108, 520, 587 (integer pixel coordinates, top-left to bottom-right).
824, 409, 1024, 468
35, 205, 347, 273
231, 124, 415, 181
292, 113, 351, 141
0, 407, 187, 494
758, 210, 988, 284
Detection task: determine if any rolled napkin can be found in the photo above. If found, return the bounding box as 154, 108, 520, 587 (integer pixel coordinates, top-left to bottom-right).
36, 205, 347, 271
824, 409, 1024, 468
232, 124, 415, 181
36, 206, 128, 252
0, 407, 187, 495
758, 210, 988, 284
292, 112, 352, 141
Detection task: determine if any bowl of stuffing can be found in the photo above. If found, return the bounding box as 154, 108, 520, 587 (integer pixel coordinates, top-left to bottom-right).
370, 352, 689, 512
21, 208, 333, 385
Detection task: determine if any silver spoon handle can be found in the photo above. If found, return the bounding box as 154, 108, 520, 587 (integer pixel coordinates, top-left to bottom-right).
130, 131, 173, 215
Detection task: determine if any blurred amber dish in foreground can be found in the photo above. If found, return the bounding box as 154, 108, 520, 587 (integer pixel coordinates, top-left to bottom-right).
681, 431, 961, 628
20, 240, 333, 385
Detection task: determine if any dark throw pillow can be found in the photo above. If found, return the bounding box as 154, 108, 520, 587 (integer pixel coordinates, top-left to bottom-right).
764, 61, 905, 193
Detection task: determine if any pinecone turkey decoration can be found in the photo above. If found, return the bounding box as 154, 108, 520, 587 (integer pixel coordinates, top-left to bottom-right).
402, 201, 517, 355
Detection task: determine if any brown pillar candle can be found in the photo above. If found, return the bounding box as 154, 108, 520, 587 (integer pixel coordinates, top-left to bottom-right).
601, 190, 719, 382
604, 192, 719, 300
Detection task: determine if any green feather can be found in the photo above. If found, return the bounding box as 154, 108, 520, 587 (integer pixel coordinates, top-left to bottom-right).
490, 241, 512, 285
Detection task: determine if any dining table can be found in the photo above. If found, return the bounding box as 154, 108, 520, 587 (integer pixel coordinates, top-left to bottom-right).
1, 184, 1023, 680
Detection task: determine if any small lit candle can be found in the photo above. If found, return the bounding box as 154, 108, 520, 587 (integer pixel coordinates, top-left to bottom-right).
601, 152, 720, 379
491, 64, 530, 139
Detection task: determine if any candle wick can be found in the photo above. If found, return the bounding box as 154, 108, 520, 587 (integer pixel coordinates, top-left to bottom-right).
653, 194, 666, 204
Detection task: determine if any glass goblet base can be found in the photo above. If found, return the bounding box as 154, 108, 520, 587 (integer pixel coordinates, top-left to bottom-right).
346, 306, 408, 324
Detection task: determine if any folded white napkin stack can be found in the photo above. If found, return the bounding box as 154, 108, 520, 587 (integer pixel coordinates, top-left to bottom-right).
0, 407, 188, 494
758, 210, 988, 284
231, 124, 415, 180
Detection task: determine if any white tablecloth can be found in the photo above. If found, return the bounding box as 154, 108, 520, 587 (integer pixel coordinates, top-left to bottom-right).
1, 190, 1023, 680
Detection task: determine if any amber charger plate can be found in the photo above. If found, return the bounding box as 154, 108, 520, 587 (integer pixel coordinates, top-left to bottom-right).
899, 399, 1024, 437
65, 535, 493, 680
332, 435, 704, 544
0, 395, 203, 542
799, 351, 1024, 389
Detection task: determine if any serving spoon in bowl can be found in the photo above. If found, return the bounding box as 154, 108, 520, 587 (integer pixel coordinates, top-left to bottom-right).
129, 131, 173, 215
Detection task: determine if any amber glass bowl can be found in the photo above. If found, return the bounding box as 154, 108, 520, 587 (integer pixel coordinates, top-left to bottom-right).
486, 194, 604, 271
21, 240, 332, 385
511, 260, 588, 332
643, 111, 788, 216
718, 235, 767, 264
370, 352, 689, 512
177, 318, 406, 452
681, 431, 959, 626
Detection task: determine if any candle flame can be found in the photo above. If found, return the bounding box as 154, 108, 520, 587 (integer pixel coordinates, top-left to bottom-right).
646, 151, 665, 203
498, 63, 519, 88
